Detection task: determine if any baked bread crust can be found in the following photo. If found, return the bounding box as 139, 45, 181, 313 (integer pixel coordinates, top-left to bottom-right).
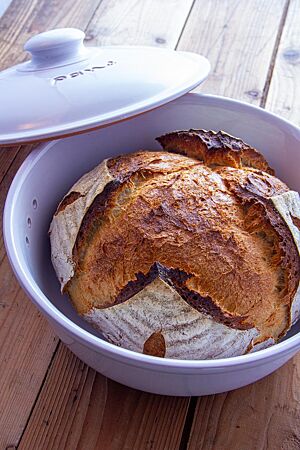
157, 129, 274, 174
49, 130, 300, 359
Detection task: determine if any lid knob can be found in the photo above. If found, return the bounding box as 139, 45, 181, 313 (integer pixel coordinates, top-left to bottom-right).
23, 28, 87, 70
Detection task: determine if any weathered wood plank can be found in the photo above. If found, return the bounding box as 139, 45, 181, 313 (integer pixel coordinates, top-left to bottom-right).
187, 357, 300, 450
0, 0, 104, 178
0, 0, 195, 448
177, 0, 288, 106
0, 145, 33, 263
0, 146, 60, 450
0, 1, 104, 447
0, 0, 102, 69
265, 0, 300, 126
19, 345, 189, 450
18, 345, 94, 450
0, 147, 19, 185
0, 0, 194, 186
188, 1, 300, 449
15, 0, 288, 446
2, 0, 298, 449
85, 0, 195, 48
0, 276, 59, 449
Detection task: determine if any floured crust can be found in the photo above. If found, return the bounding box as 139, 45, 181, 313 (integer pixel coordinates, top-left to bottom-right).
50, 130, 300, 359
49, 160, 113, 289
84, 278, 259, 359
271, 191, 300, 324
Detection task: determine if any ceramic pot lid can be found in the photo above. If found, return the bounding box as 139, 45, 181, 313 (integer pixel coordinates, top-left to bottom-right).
0, 28, 210, 145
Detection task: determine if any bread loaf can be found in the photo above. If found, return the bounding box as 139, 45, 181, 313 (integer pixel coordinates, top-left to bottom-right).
49, 130, 300, 359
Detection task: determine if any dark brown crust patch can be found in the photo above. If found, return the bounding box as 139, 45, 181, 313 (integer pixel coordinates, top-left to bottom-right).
73, 180, 121, 262
114, 262, 253, 330
143, 331, 166, 357
157, 129, 274, 175
55, 191, 83, 215
292, 215, 300, 231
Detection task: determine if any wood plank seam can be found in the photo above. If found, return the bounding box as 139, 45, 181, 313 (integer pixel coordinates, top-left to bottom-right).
0, 0, 37, 42
12, 1, 200, 442
265, 0, 300, 127
0, 0, 105, 184
179, 397, 198, 450
1, 1, 297, 448
0, 146, 22, 185
0, 0, 110, 447
78, 0, 104, 41
15, 342, 62, 447
175, 1, 295, 447
260, 0, 291, 107
3, 2, 196, 448
0, 1, 107, 441
210, 393, 229, 449
174, 0, 197, 50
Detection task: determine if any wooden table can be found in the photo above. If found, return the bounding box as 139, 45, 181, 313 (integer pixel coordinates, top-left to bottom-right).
1, 1, 300, 448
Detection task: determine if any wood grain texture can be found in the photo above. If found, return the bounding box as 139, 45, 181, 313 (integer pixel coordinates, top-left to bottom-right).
0, 146, 20, 185
85, 0, 195, 47
188, 1, 300, 449
19, 344, 189, 450
0, 0, 102, 69
0, 1, 104, 447
265, 0, 300, 126
0, 145, 33, 264
187, 356, 300, 450
0, 279, 59, 449
0, 145, 61, 450
178, 0, 288, 105
0, 0, 103, 233
0, 0, 195, 448
0, 147, 57, 449
1, 0, 300, 449
15, 0, 291, 446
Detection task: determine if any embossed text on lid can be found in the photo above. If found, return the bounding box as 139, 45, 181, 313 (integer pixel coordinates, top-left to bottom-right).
0, 28, 210, 145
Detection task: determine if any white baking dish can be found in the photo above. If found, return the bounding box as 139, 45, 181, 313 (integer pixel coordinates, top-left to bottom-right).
4, 92, 300, 396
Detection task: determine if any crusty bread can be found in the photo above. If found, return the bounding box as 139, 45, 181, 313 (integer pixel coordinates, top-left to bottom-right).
49, 130, 300, 359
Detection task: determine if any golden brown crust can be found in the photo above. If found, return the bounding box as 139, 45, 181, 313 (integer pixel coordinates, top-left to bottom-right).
157, 129, 274, 174
48, 129, 300, 358
65, 144, 299, 343
107, 150, 201, 179
112, 262, 253, 330
214, 167, 299, 338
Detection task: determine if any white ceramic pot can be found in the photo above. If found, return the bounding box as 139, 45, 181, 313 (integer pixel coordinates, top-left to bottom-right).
4, 92, 300, 396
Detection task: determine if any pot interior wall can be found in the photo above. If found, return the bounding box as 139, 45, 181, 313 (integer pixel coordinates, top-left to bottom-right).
9, 93, 300, 345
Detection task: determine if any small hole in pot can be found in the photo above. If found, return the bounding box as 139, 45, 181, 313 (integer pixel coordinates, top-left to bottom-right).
32, 199, 38, 209
25, 236, 29, 246
27, 217, 31, 228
